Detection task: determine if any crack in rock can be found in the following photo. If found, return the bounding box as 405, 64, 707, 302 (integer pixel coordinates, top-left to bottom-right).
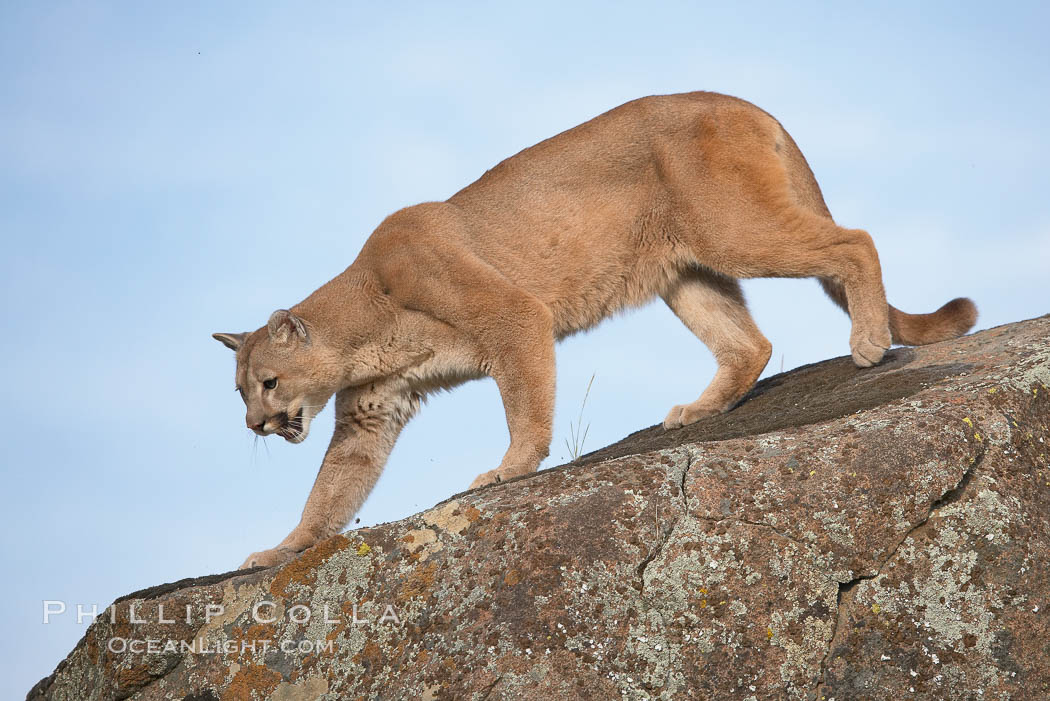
479, 674, 503, 700
813, 442, 986, 694
629, 451, 695, 698
701, 515, 808, 549
636, 452, 694, 591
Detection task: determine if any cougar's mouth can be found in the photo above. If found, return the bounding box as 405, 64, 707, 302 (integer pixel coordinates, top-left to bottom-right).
276, 408, 306, 443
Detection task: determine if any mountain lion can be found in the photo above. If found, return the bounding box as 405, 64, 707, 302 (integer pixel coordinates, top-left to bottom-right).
214, 91, 976, 569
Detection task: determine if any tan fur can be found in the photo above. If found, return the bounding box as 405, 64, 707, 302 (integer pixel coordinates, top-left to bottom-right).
214, 91, 977, 568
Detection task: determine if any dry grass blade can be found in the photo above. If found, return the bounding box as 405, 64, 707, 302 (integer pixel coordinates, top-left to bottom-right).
565, 373, 595, 461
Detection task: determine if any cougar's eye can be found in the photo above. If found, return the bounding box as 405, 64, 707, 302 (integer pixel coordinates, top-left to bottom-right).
263, 378, 278, 390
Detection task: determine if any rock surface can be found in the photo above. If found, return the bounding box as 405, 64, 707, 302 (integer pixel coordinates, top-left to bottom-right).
30, 316, 1050, 701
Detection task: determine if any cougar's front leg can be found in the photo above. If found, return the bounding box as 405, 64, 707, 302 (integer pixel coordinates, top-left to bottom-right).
468, 298, 556, 489
371, 238, 556, 490
240, 382, 419, 569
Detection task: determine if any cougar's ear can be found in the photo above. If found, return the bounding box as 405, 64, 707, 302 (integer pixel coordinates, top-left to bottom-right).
267, 309, 309, 345
212, 332, 247, 352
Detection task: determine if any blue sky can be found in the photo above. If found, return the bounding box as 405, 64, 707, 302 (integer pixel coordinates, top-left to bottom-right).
2, 1, 1048, 694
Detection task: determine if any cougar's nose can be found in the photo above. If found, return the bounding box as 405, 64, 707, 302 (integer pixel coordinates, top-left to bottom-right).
247, 417, 265, 433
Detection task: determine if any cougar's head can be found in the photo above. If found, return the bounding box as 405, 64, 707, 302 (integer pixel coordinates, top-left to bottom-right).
213, 309, 334, 444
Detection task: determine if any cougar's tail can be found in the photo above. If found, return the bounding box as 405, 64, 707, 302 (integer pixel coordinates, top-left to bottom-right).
887, 297, 978, 345
819, 279, 978, 346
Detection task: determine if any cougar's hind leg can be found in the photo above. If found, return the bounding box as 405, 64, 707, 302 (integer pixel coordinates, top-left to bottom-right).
819, 277, 850, 314
666, 114, 891, 367
697, 197, 891, 367
661, 269, 772, 429
725, 215, 891, 368
782, 219, 892, 367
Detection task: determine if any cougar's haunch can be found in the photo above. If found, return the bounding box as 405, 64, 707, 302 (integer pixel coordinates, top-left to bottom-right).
214, 91, 977, 568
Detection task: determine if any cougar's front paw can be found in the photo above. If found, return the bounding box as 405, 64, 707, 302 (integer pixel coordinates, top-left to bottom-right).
469, 469, 503, 490
239, 547, 296, 570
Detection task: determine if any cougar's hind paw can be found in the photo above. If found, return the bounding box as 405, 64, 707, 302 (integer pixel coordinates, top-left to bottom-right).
664, 401, 723, 430
239, 546, 296, 570
469, 469, 503, 490
663, 404, 687, 430
850, 334, 890, 368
